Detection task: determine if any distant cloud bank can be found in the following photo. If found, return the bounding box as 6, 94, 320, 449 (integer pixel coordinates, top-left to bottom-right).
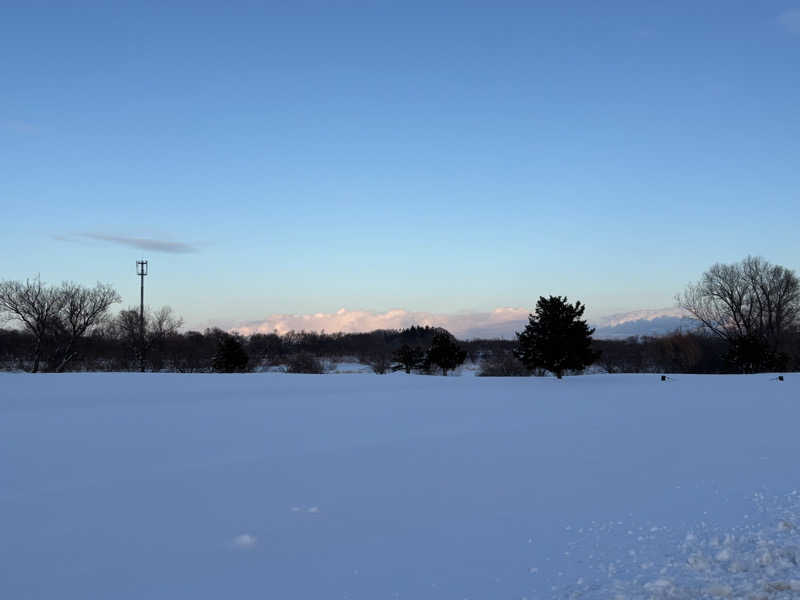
233, 306, 696, 340
234, 307, 532, 339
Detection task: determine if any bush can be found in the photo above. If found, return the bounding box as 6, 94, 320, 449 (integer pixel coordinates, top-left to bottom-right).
368, 354, 392, 374
286, 353, 325, 374
477, 351, 532, 376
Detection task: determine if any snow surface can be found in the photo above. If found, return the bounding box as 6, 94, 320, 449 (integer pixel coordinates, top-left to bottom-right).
1, 373, 797, 599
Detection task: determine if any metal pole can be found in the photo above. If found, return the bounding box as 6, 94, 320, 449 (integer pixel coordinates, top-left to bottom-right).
139, 268, 144, 372
136, 260, 148, 372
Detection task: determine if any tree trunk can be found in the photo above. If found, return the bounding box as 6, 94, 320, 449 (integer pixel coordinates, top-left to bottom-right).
55, 349, 76, 373
53, 337, 77, 373
31, 337, 42, 373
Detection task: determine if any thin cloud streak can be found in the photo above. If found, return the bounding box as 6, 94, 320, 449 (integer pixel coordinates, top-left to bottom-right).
233, 307, 532, 339
1, 119, 38, 134
81, 233, 198, 254
777, 9, 800, 34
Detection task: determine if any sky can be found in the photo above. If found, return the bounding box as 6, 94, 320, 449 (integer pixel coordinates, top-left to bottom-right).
2, 1, 799, 332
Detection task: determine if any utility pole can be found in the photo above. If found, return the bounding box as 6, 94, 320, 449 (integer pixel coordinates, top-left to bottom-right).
136, 259, 148, 372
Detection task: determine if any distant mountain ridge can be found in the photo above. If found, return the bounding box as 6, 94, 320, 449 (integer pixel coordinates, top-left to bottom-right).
590, 308, 699, 340
457, 307, 699, 340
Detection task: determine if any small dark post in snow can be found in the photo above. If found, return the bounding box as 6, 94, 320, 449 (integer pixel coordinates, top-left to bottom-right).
136, 259, 148, 372
661, 375, 667, 382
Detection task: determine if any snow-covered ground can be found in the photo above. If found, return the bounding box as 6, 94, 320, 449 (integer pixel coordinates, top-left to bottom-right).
1, 373, 797, 599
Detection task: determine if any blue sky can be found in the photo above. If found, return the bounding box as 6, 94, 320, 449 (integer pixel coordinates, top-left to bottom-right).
2, 1, 799, 330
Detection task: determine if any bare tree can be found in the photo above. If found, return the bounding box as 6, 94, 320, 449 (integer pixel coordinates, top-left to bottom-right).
110, 306, 183, 371
0, 278, 63, 372
147, 306, 184, 371
51, 282, 121, 372
678, 256, 800, 371
0, 278, 121, 372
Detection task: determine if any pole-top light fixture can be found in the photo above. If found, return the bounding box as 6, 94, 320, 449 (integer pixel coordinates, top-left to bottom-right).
136, 259, 148, 276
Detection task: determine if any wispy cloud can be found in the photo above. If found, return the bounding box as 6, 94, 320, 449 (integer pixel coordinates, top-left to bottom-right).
233, 307, 532, 339
79, 233, 199, 254
230, 533, 257, 549
777, 9, 800, 34
1, 119, 38, 134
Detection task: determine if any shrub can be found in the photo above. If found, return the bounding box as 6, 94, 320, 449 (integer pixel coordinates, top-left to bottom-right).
286, 353, 325, 374
477, 351, 532, 376
368, 354, 392, 374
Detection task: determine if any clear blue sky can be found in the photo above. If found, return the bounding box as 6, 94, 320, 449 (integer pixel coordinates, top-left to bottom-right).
2, 1, 799, 329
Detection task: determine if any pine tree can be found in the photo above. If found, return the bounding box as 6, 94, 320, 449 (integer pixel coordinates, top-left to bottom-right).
514, 296, 598, 379
212, 335, 250, 373
425, 331, 467, 376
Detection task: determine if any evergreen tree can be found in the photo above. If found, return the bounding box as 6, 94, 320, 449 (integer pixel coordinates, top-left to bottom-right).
212, 335, 249, 373
392, 344, 425, 374
514, 296, 598, 379
425, 331, 467, 376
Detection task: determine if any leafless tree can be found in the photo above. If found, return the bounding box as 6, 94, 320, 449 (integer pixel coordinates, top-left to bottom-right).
678, 256, 799, 370
0, 278, 121, 372
110, 305, 183, 370
0, 278, 63, 372
147, 306, 184, 370
51, 282, 121, 372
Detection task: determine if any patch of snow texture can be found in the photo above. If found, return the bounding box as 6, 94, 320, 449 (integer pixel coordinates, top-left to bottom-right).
551, 492, 800, 599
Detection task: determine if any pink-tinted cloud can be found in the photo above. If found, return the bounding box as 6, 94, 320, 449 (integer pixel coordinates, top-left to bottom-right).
233, 307, 532, 339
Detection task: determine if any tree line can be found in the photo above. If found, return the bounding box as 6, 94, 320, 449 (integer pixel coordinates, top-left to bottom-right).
1, 256, 798, 375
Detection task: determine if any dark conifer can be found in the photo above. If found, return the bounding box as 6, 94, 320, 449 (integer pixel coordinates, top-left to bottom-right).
212, 335, 250, 373
514, 296, 598, 379
425, 331, 467, 376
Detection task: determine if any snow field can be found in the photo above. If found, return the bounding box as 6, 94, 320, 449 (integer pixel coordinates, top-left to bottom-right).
0, 373, 796, 599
